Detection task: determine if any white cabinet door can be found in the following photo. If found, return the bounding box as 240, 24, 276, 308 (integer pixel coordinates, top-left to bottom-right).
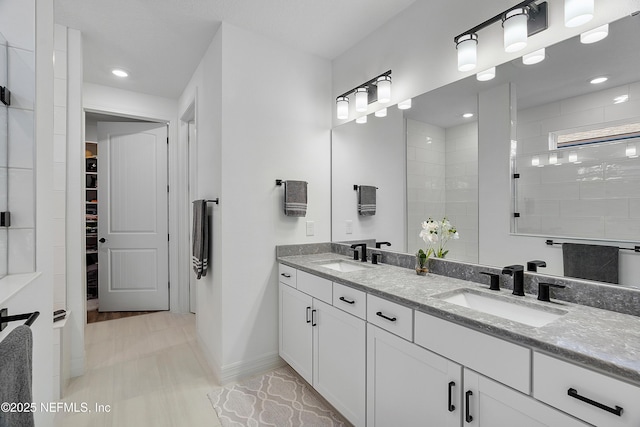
367, 324, 462, 427
463, 369, 589, 427
313, 299, 366, 427
279, 282, 313, 384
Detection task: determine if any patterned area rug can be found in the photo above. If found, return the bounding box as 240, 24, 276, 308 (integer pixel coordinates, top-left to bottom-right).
208, 366, 349, 427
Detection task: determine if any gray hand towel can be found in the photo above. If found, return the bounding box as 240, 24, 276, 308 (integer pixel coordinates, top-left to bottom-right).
0, 325, 34, 427
284, 181, 307, 217
562, 243, 619, 284
358, 185, 376, 216
192, 200, 209, 279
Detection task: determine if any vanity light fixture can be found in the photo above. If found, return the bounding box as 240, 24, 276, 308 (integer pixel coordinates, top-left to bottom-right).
398, 99, 412, 110
503, 8, 529, 53
590, 76, 608, 84
356, 115, 368, 124
456, 33, 478, 71
376, 75, 392, 104
580, 24, 608, 44
627, 143, 638, 158
522, 48, 545, 65
112, 69, 128, 77
564, 0, 594, 28
454, 1, 548, 72
375, 108, 387, 118
336, 96, 349, 120
463, 113, 474, 119
477, 67, 496, 81
335, 70, 392, 120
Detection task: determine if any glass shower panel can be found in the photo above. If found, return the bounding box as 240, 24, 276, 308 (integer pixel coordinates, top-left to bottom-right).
0, 32, 8, 277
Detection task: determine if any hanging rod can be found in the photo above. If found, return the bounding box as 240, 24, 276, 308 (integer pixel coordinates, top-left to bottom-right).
0, 308, 40, 331
545, 239, 640, 253
353, 185, 379, 190
192, 199, 219, 205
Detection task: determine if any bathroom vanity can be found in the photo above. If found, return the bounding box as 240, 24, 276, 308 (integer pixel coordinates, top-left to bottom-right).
277, 248, 640, 427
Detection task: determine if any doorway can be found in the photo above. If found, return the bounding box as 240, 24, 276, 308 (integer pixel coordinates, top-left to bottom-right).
84, 112, 170, 316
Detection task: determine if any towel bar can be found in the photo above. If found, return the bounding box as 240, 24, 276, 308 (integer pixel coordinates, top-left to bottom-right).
0, 308, 40, 331
192, 199, 219, 205
545, 239, 639, 253
354, 185, 379, 190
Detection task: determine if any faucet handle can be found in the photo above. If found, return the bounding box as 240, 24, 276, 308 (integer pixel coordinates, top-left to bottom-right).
480, 272, 500, 291
537, 282, 566, 302
527, 260, 547, 272
352, 249, 359, 260
372, 252, 382, 265
502, 264, 524, 274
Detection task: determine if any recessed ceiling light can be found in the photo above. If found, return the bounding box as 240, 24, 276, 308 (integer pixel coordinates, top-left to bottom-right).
590, 76, 608, 84
614, 95, 629, 104
462, 113, 474, 118
112, 69, 128, 78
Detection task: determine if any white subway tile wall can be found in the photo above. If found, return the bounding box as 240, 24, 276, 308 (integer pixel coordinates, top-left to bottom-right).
515, 81, 640, 240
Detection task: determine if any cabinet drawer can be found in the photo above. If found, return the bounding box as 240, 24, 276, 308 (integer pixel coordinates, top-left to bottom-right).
367, 294, 413, 341
333, 283, 366, 320
414, 310, 530, 394
278, 264, 297, 287
297, 270, 332, 304
533, 352, 640, 427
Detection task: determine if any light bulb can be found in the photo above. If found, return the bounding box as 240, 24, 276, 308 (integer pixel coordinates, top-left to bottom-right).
398, 99, 412, 110
531, 156, 540, 166
355, 88, 368, 112
503, 8, 528, 53
565, 0, 594, 28
522, 48, 545, 65
549, 153, 558, 165
477, 67, 496, 81
457, 34, 478, 72
375, 108, 387, 118
377, 76, 391, 104
356, 115, 367, 124
336, 96, 349, 120
627, 144, 637, 158
581, 24, 608, 44
569, 152, 578, 163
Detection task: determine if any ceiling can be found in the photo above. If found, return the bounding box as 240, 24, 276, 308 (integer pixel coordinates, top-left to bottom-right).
406, 12, 640, 129
54, 0, 416, 98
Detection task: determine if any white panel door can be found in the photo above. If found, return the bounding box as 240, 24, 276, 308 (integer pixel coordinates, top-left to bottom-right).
98, 122, 169, 311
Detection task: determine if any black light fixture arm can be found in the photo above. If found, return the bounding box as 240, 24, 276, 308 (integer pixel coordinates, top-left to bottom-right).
336, 70, 392, 101
454, 0, 545, 44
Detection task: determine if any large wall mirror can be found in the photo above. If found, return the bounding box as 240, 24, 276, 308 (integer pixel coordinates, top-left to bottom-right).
0, 32, 8, 278
331, 13, 640, 287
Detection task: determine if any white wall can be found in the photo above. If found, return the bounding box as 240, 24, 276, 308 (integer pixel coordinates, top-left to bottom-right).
332, 0, 638, 127
179, 22, 332, 382
332, 107, 405, 247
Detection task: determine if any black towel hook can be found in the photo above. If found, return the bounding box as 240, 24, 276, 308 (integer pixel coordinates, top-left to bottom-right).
0, 308, 40, 331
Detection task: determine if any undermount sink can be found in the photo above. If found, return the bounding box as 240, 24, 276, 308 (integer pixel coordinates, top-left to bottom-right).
315, 259, 373, 273
436, 289, 567, 327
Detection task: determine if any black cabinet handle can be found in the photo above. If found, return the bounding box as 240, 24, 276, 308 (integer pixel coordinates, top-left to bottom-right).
376, 311, 397, 322
339, 296, 355, 305
567, 388, 623, 416
306, 307, 311, 324
281, 273, 291, 278
311, 309, 317, 326
465, 390, 473, 423
448, 381, 456, 412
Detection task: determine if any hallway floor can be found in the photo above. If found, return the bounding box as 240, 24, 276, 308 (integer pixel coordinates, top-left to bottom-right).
56, 312, 222, 427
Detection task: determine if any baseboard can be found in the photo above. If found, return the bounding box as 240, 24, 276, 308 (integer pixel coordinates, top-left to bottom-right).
196, 336, 284, 385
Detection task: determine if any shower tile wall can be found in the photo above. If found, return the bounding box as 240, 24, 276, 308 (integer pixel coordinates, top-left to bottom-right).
406, 119, 479, 263
515, 81, 640, 240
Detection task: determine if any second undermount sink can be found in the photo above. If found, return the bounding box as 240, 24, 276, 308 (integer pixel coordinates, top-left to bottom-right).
315, 259, 373, 273
436, 289, 567, 327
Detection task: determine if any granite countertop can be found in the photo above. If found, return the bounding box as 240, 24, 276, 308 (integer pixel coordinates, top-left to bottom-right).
278, 252, 640, 387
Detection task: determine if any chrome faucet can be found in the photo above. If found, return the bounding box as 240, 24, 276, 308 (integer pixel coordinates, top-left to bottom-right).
350, 243, 367, 262
502, 265, 525, 296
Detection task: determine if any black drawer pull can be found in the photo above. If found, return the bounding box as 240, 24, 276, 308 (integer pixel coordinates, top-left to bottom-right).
448, 381, 456, 412
281, 273, 291, 278
376, 311, 397, 322
339, 296, 355, 305
306, 306, 311, 324
465, 390, 473, 423
568, 388, 623, 416
311, 309, 317, 327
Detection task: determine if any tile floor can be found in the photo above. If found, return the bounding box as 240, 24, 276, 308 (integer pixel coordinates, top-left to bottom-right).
55, 311, 222, 427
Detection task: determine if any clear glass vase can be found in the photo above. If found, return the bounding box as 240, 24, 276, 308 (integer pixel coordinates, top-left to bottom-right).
415, 254, 429, 276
